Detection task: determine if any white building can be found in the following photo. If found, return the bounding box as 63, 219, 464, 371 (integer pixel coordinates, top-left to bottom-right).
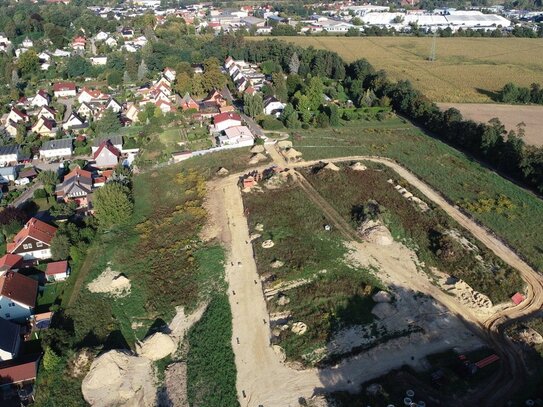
0, 271, 38, 321
0, 146, 20, 166
218, 125, 254, 147
264, 96, 286, 117
39, 138, 73, 160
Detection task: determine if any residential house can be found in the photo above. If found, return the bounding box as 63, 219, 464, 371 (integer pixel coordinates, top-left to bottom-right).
53, 82, 77, 98
52, 49, 70, 58
55, 167, 92, 207
0, 33, 11, 52
263, 96, 286, 117
0, 167, 17, 183
105, 37, 118, 48
31, 116, 57, 137
212, 112, 242, 132
105, 98, 122, 113
90, 56, 108, 66
39, 138, 73, 160
121, 27, 134, 39
95, 31, 109, 41
0, 354, 40, 392
72, 36, 86, 51
93, 140, 121, 169
62, 112, 87, 131
91, 136, 123, 154
76, 102, 95, 119
163, 67, 176, 82
218, 125, 254, 147
0, 146, 20, 167
202, 90, 227, 108
45, 261, 70, 282
4, 121, 18, 138
125, 104, 140, 123
7, 218, 57, 261
0, 254, 23, 275
7, 108, 29, 125
30, 90, 50, 108
0, 319, 21, 361
77, 88, 109, 105
0, 271, 38, 321
15, 167, 37, 186
22, 37, 33, 48
156, 99, 175, 114
179, 93, 199, 111
36, 106, 56, 121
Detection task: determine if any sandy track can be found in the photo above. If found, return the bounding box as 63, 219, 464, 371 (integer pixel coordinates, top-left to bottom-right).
214, 147, 543, 406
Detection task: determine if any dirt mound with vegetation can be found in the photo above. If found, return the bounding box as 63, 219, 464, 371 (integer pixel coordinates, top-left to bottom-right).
87, 266, 131, 297
357, 220, 393, 246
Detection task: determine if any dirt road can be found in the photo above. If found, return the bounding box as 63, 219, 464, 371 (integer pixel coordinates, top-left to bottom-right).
216, 148, 543, 406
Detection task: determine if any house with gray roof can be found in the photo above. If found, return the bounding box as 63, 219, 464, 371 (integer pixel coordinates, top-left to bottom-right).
0, 167, 17, 184
0, 146, 20, 167
39, 138, 73, 160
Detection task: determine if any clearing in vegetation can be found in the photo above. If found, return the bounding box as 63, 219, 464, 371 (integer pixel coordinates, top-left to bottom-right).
243, 182, 380, 364
303, 164, 523, 303
437, 103, 543, 147
289, 116, 543, 273
277, 37, 543, 103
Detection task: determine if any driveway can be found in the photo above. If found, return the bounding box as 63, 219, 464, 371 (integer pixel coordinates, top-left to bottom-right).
11, 181, 43, 208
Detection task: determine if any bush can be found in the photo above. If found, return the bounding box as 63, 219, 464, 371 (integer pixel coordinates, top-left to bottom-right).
34, 189, 47, 199
259, 116, 284, 131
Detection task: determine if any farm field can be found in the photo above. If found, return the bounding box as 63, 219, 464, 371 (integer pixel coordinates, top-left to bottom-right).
274, 37, 543, 103
288, 115, 543, 272
438, 103, 543, 147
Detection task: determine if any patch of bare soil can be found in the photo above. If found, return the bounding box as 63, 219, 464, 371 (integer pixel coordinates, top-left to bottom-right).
157, 362, 189, 407
87, 266, 131, 297
438, 103, 543, 147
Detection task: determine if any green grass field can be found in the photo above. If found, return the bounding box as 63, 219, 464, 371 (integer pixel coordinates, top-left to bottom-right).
290, 116, 543, 273
243, 182, 380, 364
272, 37, 543, 103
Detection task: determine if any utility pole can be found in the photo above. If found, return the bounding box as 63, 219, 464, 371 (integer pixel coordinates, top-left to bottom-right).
429, 31, 437, 62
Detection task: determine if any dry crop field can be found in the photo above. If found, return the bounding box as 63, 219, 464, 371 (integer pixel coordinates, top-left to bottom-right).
275, 37, 543, 103
438, 103, 543, 147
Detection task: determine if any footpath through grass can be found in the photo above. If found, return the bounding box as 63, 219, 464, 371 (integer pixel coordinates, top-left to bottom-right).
291, 117, 543, 273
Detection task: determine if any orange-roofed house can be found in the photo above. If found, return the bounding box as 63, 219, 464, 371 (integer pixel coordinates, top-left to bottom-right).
0, 271, 38, 320
45, 261, 70, 282
0, 254, 23, 276
55, 167, 93, 207
180, 93, 199, 111
72, 36, 86, 51
7, 218, 57, 260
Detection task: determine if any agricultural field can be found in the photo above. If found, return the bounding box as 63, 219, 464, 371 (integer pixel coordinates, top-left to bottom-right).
438, 103, 543, 147
276, 37, 543, 103
289, 115, 543, 273
243, 182, 380, 364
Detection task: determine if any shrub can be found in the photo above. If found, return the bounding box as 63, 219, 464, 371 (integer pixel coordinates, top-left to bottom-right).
34, 188, 48, 199
260, 116, 284, 131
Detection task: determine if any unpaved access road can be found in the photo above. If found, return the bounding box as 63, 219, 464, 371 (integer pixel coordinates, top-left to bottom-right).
215, 148, 543, 406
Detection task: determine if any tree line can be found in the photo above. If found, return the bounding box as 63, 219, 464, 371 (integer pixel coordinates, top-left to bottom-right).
498, 82, 543, 104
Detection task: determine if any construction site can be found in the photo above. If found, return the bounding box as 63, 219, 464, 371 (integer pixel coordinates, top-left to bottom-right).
205, 141, 543, 407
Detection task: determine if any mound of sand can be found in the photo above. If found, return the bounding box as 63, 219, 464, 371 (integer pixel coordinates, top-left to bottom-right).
292, 322, 308, 335
250, 145, 265, 153
283, 148, 302, 161
323, 162, 340, 172
518, 328, 543, 345
270, 260, 284, 269
358, 220, 393, 246
82, 350, 156, 407
277, 140, 293, 150
249, 153, 267, 164
136, 333, 177, 361
216, 167, 229, 176
371, 303, 396, 320
350, 162, 367, 171
88, 267, 131, 297
255, 223, 264, 232
372, 291, 393, 303
262, 240, 275, 248
264, 174, 287, 189
277, 294, 290, 306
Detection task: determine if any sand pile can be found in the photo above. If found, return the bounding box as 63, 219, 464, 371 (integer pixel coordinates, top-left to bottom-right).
136, 333, 176, 361
518, 328, 543, 345
292, 322, 308, 335
272, 345, 287, 363
250, 145, 265, 153
373, 291, 393, 303
277, 294, 290, 306
270, 260, 284, 269
82, 350, 156, 407
216, 167, 229, 176
323, 162, 340, 171
249, 153, 267, 164
358, 220, 393, 246
255, 223, 264, 232
277, 140, 293, 149
262, 240, 275, 248
88, 267, 131, 297
283, 148, 302, 162
350, 162, 367, 171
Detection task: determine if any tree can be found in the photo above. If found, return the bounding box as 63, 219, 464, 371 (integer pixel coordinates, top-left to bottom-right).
328, 104, 340, 126
174, 72, 192, 95
11, 69, 19, 88
107, 70, 122, 86
137, 59, 148, 81
306, 77, 324, 111
95, 109, 121, 134
201, 58, 227, 92
43, 347, 62, 372
18, 50, 39, 77
289, 52, 300, 75
66, 56, 91, 78
271, 72, 288, 102
37, 170, 58, 196
243, 93, 263, 118
51, 233, 71, 260
93, 183, 133, 228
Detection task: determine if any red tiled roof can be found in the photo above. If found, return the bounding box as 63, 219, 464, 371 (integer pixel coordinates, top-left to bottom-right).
93, 140, 121, 160
45, 261, 68, 276
511, 292, 525, 305
53, 82, 76, 92
0, 357, 39, 385
11, 108, 28, 120
64, 167, 92, 181
0, 254, 23, 272
0, 271, 38, 308
7, 218, 57, 253
214, 112, 241, 124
